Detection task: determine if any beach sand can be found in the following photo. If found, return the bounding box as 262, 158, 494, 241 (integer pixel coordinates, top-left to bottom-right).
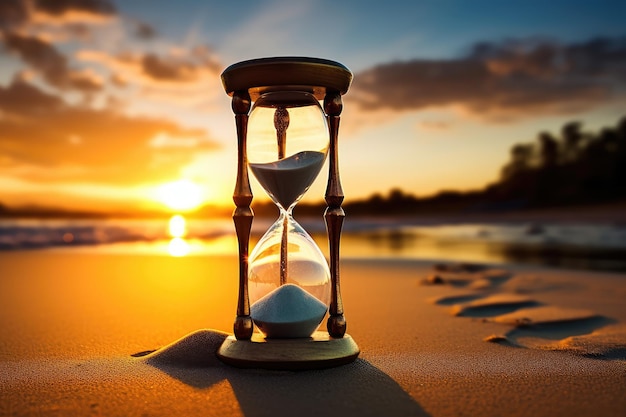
1, 251, 625, 416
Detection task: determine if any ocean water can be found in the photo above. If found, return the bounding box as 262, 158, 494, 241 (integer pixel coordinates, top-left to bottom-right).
1, 216, 626, 272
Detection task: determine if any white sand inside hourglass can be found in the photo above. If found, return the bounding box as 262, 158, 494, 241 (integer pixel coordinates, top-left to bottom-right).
250, 283, 328, 338
249, 150, 326, 209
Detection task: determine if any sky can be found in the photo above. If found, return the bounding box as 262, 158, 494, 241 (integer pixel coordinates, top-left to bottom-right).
1, 0, 625, 213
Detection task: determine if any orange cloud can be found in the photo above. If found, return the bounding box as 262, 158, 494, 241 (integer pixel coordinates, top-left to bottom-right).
0, 79, 220, 186
33, 0, 114, 15
0, 0, 152, 46
0, 0, 117, 37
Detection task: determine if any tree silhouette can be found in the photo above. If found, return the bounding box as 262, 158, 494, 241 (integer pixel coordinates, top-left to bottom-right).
561, 121, 585, 164
492, 115, 626, 208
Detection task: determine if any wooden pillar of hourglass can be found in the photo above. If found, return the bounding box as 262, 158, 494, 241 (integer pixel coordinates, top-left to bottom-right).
324, 90, 347, 338
218, 57, 359, 370
231, 89, 254, 341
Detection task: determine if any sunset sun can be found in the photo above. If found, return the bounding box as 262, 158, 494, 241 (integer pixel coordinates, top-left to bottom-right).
156, 180, 205, 211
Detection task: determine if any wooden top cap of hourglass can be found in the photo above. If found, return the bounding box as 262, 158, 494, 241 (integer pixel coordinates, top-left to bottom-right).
221, 57, 353, 101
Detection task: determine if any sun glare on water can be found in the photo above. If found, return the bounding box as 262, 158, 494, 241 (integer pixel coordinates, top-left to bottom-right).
168, 237, 190, 257
168, 214, 187, 238
168, 215, 189, 257
156, 179, 205, 211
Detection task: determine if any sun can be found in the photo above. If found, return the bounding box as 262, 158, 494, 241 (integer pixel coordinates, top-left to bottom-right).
156, 179, 205, 211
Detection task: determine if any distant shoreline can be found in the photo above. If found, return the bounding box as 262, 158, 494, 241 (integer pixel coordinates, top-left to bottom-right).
382, 201, 626, 225
2, 200, 626, 225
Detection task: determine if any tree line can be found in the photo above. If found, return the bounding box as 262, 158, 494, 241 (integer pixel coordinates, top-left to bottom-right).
488, 115, 626, 208
290, 115, 626, 217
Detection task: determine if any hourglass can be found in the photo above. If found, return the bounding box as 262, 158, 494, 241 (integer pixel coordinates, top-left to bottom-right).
217, 57, 359, 369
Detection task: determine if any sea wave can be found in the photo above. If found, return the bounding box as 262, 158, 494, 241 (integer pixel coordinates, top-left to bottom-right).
2, 217, 626, 272
0, 218, 234, 250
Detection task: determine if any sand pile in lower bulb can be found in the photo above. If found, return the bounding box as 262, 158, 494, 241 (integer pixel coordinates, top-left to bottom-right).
250, 283, 328, 338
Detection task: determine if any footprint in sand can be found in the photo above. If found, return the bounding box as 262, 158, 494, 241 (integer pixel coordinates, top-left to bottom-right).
423, 263, 512, 290
423, 263, 626, 360
545, 324, 626, 359
448, 294, 538, 317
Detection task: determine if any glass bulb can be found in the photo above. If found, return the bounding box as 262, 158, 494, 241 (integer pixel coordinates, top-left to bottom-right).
247, 90, 331, 338
249, 212, 331, 306
248, 91, 329, 210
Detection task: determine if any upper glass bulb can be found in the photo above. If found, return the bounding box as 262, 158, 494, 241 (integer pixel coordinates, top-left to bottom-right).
247, 91, 329, 210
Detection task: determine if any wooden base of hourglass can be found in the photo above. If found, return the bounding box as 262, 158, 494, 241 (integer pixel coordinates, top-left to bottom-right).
217, 331, 359, 370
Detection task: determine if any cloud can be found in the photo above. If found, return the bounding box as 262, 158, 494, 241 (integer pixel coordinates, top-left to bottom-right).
133, 20, 156, 40
28, 0, 116, 24
0, 78, 220, 185
32, 0, 116, 16
0, 0, 153, 46
141, 53, 199, 82
0, 0, 116, 33
0, 0, 115, 93
77, 46, 221, 86
0, 0, 227, 209
0, 74, 64, 115
3, 32, 103, 92
1, 0, 216, 94
349, 37, 626, 121
0, 1, 29, 30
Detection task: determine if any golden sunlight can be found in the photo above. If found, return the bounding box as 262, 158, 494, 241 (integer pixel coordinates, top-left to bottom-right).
156, 180, 204, 211
168, 237, 190, 257
167, 215, 189, 256
168, 214, 187, 238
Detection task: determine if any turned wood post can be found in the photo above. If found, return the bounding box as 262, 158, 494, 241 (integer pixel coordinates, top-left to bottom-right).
232, 90, 254, 340
324, 90, 347, 338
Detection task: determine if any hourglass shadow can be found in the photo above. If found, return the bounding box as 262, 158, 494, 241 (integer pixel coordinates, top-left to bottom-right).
227, 358, 429, 417
141, 329, 428, 417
